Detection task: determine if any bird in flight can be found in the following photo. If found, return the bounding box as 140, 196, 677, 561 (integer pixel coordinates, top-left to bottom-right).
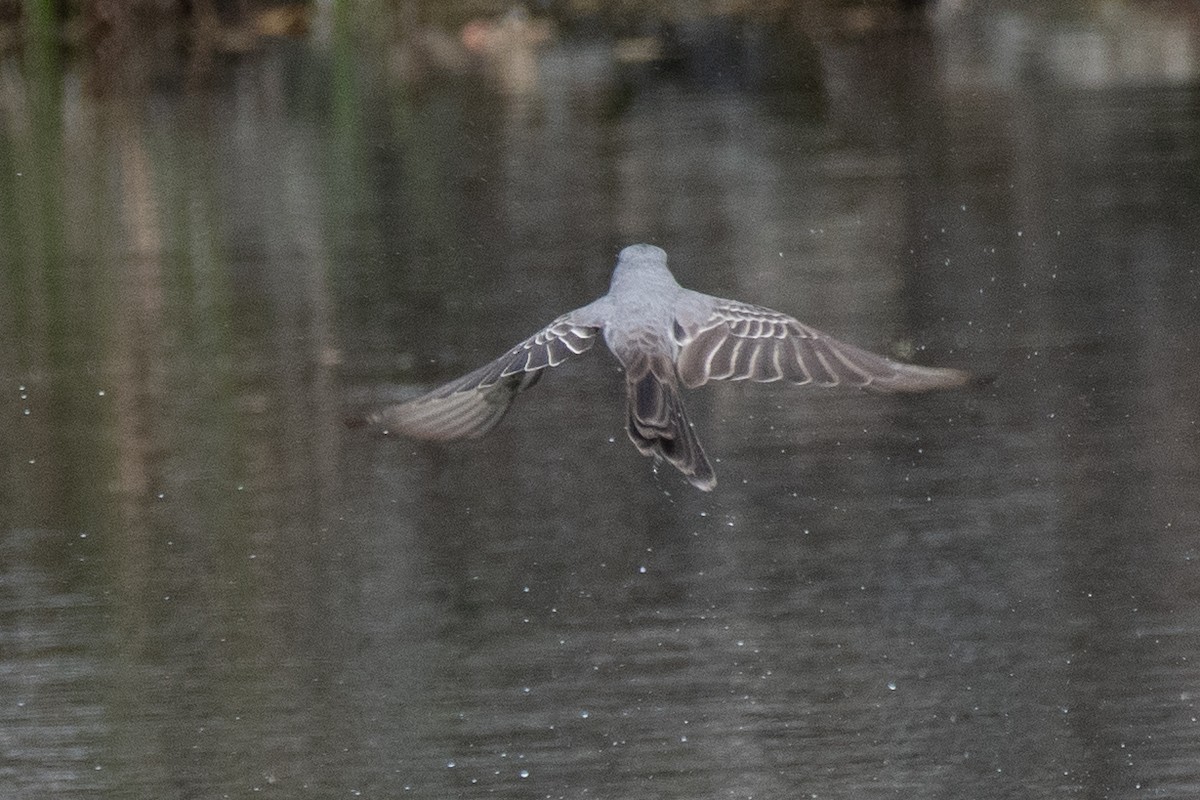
356, 244, 969, 491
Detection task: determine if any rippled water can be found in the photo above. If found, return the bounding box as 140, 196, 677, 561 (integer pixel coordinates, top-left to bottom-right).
3, 9, 1200, 799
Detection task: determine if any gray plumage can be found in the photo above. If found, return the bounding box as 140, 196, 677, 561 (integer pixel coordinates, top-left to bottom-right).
360, 244, 970, 491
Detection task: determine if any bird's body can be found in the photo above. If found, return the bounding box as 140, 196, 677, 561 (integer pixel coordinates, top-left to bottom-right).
359, 244, 969, 490
593, 248, 716, 488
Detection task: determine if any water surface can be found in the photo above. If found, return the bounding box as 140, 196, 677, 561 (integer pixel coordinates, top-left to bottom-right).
2, 9, 1200, 799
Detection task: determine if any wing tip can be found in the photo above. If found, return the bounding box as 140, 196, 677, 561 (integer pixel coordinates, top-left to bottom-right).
872, 364, 976, 393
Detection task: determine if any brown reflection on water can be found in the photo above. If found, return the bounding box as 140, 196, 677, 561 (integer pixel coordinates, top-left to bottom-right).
2, 6, 1200, 799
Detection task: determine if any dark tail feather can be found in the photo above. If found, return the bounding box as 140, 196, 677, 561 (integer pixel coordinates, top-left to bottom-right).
625, 364, 716, 491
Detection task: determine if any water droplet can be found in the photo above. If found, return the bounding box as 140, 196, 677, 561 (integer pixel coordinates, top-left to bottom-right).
519, 769, 529, 779
887, 681, 897, 691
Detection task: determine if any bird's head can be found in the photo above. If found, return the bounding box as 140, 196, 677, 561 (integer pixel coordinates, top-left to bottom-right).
610, 244, 675, 292
618, 243, 667, 263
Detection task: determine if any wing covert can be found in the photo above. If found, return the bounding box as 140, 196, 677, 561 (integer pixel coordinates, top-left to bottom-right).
674, 299, 969, 392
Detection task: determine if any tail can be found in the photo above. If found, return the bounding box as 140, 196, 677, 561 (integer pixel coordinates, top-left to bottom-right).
625, 355, 716, 491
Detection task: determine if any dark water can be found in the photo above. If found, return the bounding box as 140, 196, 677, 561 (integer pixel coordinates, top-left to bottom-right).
3, 8, 1200, 799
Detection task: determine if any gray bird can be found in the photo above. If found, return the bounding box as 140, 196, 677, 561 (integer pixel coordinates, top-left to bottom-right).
359, 244, 969, 491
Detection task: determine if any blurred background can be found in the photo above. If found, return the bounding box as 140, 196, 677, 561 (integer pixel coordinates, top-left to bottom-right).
2, 1, 1200, 798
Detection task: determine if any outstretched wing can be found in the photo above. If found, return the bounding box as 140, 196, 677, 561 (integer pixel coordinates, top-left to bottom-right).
673, 297, 969, 392
360, 313, 601, 440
